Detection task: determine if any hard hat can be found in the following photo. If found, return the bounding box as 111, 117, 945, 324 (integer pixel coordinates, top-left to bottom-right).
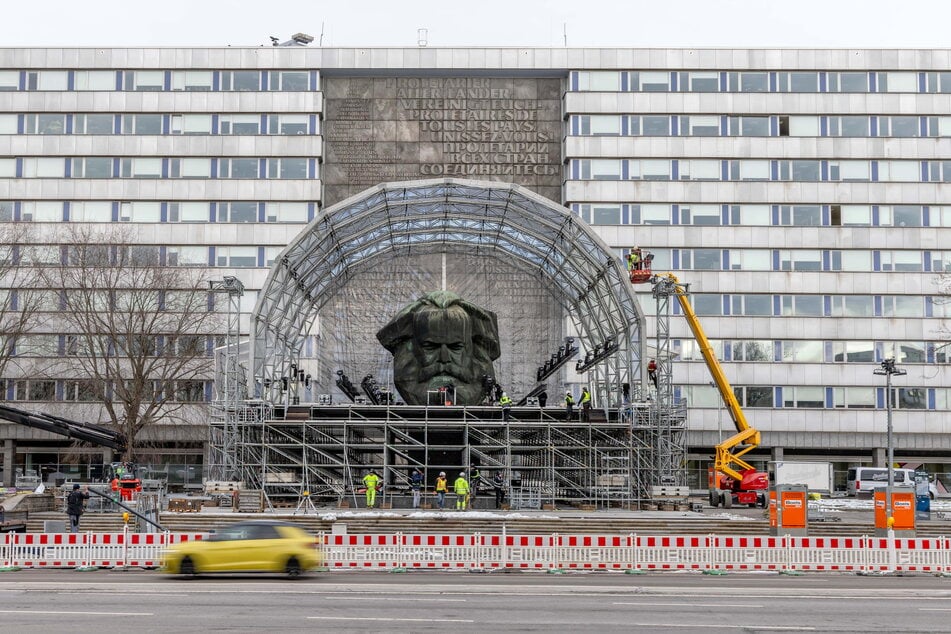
439, 472, 445, 476
459, 471, 465, 477
566, 391, 571, 394
502, 392, 507, 397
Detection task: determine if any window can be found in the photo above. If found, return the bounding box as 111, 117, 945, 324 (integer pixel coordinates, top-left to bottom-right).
74, 114, 115, 134
887, 116, 920, 137
216, 246, 257, 267
833, 387, 875, 409
890, 205, 923, 227
832, 341, 874, 362
636, 160, 670, 181
884, 72, 917, 93
686, 205, 720, 225
168, 202, 209, 223
218, 202, 258, 223
169, 114, 212, 135
743, 386, 774, 408
680, 161, 719, 181
17, 335, 59, 356
167, 246, 207, 266
121, 114, 163, 135
175, 381, 206, 402
732, 340, 772, 361
883, 341, 926, 364
779, 251, 822, 272
221, 71, 261, 91
26, 71, 67, 91
633, 71, 670, 92
64, 380, 98, 402
893, 388, 926, 410
171, 71, 213, 91
687, 72, 719, 92
21, 201, 62, 222
15, 380, 55, 401
74, 71, 115, 91
728, 72, 767, 92
577, 115, 620, 136
267, 114, 310, 135
267, 158, 308, 179
830, 161, 870, 182
829, 72, 868, 93
779, 160, 820, 181
123, 71, 164, 91
788, 116, 819, 136
882, 296, 923, 317
779, 205, 820, 226
686, 115, 719, 136
781, 340, 823, 363
169, 158, 211, 178
729, 205, 770, 225
783, 386, 824, 408
880, 161, 921, 182
71, 201, 112, 222
590, 205, 621, 225
119, 202, 161, 222
930, 251, 951, 273
578, 159, 621, 180
831, 296, 874, 317
0, 201, 14, 221
880, 251, 922, 272
728, 117, 769, 136
639, 204, 670, 225
219, 158, 259, 179
829, 116, 869, 137
692, 294, 722, 316
778, 72, 819, 92
642, 116, 670, 136
219, 114, 261, 135
729, 250, 771, 270
0, 70, 18, 91
269, 71, 309, 91
780, 295, 822, 315
70, 157, 111, 178
267, 202, 308, 222
835, 205, 871, 226
734, 295, 772, 316
24, 114, 66, 135
686, 249, 721, 270
731, 160, 769, 181
120, 158, 162, 178
24, 157, 66, 178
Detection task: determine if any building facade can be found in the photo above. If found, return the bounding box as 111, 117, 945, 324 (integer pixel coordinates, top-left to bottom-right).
0, 46, 948, 489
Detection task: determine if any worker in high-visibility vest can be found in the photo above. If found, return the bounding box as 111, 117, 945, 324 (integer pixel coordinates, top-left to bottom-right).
564, 391, 575, 419
362, 470, 380, 509
580, 387, 591, 422
454, 471, 470, 511
435, 472, 448, 510
499, 392, 513, 422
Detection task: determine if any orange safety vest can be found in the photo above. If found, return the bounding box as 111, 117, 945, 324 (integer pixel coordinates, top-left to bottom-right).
435, 476, 447, 492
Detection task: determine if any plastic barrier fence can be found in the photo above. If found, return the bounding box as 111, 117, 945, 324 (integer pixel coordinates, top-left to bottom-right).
1, 531, 950, 573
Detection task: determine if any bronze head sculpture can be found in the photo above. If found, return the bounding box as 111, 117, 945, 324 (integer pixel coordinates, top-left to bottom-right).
377, 290, 500, 405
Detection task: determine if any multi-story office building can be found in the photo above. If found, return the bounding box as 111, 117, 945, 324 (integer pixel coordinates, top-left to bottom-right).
0, 46, 948, 489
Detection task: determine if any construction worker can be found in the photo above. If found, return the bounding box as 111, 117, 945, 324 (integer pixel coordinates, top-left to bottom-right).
470, 464, 482, 506
565, 391, 574, 419
454, 471, 470, 511
647, 358, 658, 390
410, 467, 423, 509
435, 471, 448, 510
580, 387, 591, 422
362, 469, 380, 509
499, 391, 513, 422
627, 248, 641, 271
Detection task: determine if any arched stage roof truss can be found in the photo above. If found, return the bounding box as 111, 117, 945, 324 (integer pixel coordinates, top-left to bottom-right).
251, 178, 647, 403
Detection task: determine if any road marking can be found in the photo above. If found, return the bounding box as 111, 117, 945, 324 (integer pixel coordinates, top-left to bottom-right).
325, 596, 466, 602
919, 608, 951, 611
614, 602, 763, 608
0, 609, 154, 617
308, 616, 474, 623
628, 624, 814, 631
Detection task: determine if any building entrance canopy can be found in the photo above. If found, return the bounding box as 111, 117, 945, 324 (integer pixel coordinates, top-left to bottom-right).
251, 178, 646, 403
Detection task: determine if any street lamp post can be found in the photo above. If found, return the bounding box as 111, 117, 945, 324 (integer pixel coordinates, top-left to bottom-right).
873, 358, 907, 522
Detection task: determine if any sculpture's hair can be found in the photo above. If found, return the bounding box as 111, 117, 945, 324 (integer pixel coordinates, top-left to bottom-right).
377, 290, 500, 360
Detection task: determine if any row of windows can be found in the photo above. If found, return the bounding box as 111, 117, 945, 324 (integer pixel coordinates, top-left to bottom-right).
677, 340, 951, 364
576, 203, 951, 227
9, 244, 286, 268
0, 201, 313, 223
0, 70, 317, 92
631, 248, 951, 273
687, 385, 938, 410
570, 114, 951, 138
12, 333, 213, 357
569, 158, 951, 183
0, 379, 210, 403
571, 70, 951, 94
0, 157, 318, 180
642, 294, 946, 319
0, 113, 318, 136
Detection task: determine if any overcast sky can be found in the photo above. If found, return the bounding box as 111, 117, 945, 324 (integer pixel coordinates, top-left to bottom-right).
3, 0, 949, 48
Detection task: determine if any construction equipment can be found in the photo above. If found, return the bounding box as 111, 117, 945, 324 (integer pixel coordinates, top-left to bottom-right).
634, 269, 767, 509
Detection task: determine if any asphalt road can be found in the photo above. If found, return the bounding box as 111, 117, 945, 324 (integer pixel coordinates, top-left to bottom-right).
2, 569, 951, 633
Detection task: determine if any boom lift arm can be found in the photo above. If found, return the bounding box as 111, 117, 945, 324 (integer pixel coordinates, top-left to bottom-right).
0, 403, 126, 453
653, 273, 761, 482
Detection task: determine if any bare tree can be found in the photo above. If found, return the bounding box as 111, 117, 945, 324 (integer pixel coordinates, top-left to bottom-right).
0, 223, 48, 384
41, 225, 222, 462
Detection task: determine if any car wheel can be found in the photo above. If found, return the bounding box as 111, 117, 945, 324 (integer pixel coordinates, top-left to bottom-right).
285, 557, 302, 579
180, 556, 197, 577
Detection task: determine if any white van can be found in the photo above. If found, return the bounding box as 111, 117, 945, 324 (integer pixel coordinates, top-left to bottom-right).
846, 467, 936, 498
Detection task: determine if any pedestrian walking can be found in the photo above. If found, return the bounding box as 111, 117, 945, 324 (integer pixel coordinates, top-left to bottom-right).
435, 471, 448, 510
362, 469, 380, 509
410, 467, 423, 509
454, 471, 470, 511
493, 471, 506, 509
580, 386, 591, 422
66, 483, 89, 533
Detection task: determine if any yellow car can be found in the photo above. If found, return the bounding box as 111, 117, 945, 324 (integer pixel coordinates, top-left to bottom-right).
163, 520, 321, 578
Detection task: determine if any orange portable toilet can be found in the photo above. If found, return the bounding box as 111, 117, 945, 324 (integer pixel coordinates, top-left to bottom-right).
769, 484, 808, 536
874, 488, 916, 537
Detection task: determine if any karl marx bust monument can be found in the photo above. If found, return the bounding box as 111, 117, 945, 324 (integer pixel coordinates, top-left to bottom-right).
376, 291, 501, 406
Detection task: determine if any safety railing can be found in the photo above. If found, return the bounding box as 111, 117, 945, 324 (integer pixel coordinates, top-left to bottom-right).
0, 530, 948, 574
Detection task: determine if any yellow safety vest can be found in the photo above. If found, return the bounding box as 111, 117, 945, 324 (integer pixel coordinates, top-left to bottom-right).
454, 477, 469, 495
435, 477, 447, 492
